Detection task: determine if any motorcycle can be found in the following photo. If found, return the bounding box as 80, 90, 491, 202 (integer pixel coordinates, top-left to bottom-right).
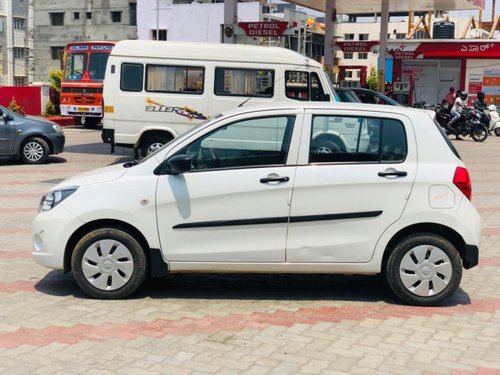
486, 104, 500, 136
437, 107, 488, 142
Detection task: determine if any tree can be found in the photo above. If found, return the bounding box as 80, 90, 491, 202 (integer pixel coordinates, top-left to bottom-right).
366, 65, 378, 91
49, 69, 63, 115
8, 97, 24, 114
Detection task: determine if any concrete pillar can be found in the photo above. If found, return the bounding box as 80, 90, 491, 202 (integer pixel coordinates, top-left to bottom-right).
6, 0, 14, 85
223, 0, 238, 44
324, 0, 336, 79
377, 0, 390, 91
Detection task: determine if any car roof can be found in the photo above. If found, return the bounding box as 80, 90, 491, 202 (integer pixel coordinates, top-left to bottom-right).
220, 101, 424, 118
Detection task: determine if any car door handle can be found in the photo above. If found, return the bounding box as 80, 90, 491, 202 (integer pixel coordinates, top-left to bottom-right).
260, 176, 290, 184
378, 170, 407, 177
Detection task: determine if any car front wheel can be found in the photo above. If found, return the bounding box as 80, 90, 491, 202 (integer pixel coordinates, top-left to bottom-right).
385, 233, 462, 306
71, 228, 147, 299
20, 137, 49, 164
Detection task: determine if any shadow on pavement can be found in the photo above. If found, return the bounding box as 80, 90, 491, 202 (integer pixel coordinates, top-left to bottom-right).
34, 270, 471, 307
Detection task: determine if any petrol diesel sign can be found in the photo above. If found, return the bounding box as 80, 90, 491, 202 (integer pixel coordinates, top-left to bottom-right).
238, 22, 289, 37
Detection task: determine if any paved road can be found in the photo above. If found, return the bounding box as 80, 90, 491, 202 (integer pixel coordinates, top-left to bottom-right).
0, 128, 499, 375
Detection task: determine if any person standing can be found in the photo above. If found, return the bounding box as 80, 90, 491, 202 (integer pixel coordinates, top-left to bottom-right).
448, 90, 465, 140
444, 87, 456, 108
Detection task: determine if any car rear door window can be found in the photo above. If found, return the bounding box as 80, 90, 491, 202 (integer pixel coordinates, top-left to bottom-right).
309, 115, 407, 163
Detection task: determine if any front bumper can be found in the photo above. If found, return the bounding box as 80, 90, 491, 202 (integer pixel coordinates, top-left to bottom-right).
60, 105, 102, 117
32, 205, 85, 270
48, 134, 65, 154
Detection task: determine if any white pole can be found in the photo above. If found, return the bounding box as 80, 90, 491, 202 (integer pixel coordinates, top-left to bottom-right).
377, 0, 390, 91
324, 0, 336, 80
156, 0, 159, 40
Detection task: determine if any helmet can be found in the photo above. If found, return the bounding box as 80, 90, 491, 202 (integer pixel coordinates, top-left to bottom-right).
488, 104, 497, 111
461, 91, 468, 100
477, 91, 485, 100
449, 86, 455, 92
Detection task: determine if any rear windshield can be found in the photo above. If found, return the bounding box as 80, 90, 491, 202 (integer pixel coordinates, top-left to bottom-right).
433, 118, 461, 159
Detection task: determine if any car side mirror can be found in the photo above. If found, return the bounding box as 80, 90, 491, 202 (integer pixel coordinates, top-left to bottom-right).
155, 154, 192, 175
2, 113, 14, 122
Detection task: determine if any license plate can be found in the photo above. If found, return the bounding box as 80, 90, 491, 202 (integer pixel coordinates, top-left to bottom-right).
77, 107, 87, 112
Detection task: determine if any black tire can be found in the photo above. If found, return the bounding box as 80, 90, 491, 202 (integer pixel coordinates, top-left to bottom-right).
311, 134, 346, 154
385, 233, 462, 306
140, 135, 170, 158
471, 124, 488, 142
20, 137, 49, 164
494, 128, 500, 137
71, 228, 147, 299
75, 116, 101, 129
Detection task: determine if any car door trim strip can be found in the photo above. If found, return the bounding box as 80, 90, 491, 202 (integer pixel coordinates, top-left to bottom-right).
173, 211, 382, 229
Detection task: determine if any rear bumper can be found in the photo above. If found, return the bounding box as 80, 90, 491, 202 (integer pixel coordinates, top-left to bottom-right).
463, 244, 479, 269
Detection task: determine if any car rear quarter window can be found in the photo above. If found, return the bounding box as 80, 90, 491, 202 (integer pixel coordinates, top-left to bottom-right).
309, 115, 407, 163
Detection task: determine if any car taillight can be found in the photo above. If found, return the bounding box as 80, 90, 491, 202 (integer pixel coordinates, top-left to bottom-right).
453, 166, 472, 200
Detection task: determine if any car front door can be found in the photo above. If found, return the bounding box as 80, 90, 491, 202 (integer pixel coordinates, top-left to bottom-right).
156, 111, 301, 262
286, 109, 417, 263
0, 113, 16, 155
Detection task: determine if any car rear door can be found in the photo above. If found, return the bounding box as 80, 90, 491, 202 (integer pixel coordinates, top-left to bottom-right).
286, 108, 417, 263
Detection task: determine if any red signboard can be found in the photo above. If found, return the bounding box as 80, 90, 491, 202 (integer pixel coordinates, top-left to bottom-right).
0, 86, 42, 115
388, 41, 500, 60
336, 41, 379, 53
238, 22, 289, 37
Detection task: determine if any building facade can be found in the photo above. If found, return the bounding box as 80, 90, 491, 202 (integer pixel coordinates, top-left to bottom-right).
32, 0, 138, 82
0, 0, 32, 86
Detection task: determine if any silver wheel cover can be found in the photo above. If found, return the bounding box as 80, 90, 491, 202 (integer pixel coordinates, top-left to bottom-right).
147, 142, 164, 154
23, 141, 44, 162
81, 239, 134, 291
399, 245, 453, 297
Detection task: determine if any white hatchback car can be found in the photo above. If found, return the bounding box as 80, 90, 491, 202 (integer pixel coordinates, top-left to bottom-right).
32, 103, 481, 305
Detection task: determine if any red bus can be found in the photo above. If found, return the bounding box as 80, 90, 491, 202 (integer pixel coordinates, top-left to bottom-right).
60, 41, 115, 128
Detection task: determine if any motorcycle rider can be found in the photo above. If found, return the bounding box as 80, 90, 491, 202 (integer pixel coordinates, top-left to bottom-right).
448, 90, 465, 140
473, 91, 489, 129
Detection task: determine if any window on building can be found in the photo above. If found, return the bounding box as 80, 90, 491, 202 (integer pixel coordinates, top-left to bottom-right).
14, 77, 27, 86
358, 53, 368, 59
121, 63, 144, 92
50, 46, 65, 61
129, 3, 137, 26
396, 33, 406, 39
215, 68, 274, 97
343, 52, 353, 59
358, 33, 369, 41
13, 18, 25, 30
309, 117, 407, 163
151, 29, 167, 41
50, 12, 65, 26
14, 48, 25, 59
146, 65, 204, 94
86, 12, 92, 19
74, 12, 80, 20
345, 71, 353, 78
111, 11, 122, 23
344, 33, 354, 40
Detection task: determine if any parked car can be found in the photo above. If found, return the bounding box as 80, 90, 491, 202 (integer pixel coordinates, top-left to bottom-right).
351, 88, 402, 106
0, 105, 65, 164
32, 102, 480, 306
334, 87, 362, 103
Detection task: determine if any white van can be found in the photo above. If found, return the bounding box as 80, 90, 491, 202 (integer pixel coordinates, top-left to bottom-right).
102, 40, 338, 157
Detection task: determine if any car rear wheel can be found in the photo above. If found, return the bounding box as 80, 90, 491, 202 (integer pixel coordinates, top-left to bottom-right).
71, 228, 147, 299
20, 137, 49, 164
385, 233, 462, 306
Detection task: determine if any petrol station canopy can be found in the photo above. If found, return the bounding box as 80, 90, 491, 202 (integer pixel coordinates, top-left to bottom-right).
287, 0, 479, 13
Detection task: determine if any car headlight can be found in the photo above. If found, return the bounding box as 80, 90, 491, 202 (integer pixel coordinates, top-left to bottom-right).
52, 124, 64, 135
39, 187, 78, 212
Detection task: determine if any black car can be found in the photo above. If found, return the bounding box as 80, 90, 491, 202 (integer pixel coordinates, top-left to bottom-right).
0, 105, 65, 164
351, 88, 402, 106
335, 87, 362, 103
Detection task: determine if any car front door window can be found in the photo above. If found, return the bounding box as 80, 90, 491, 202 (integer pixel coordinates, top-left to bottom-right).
181, 116, 295, 170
